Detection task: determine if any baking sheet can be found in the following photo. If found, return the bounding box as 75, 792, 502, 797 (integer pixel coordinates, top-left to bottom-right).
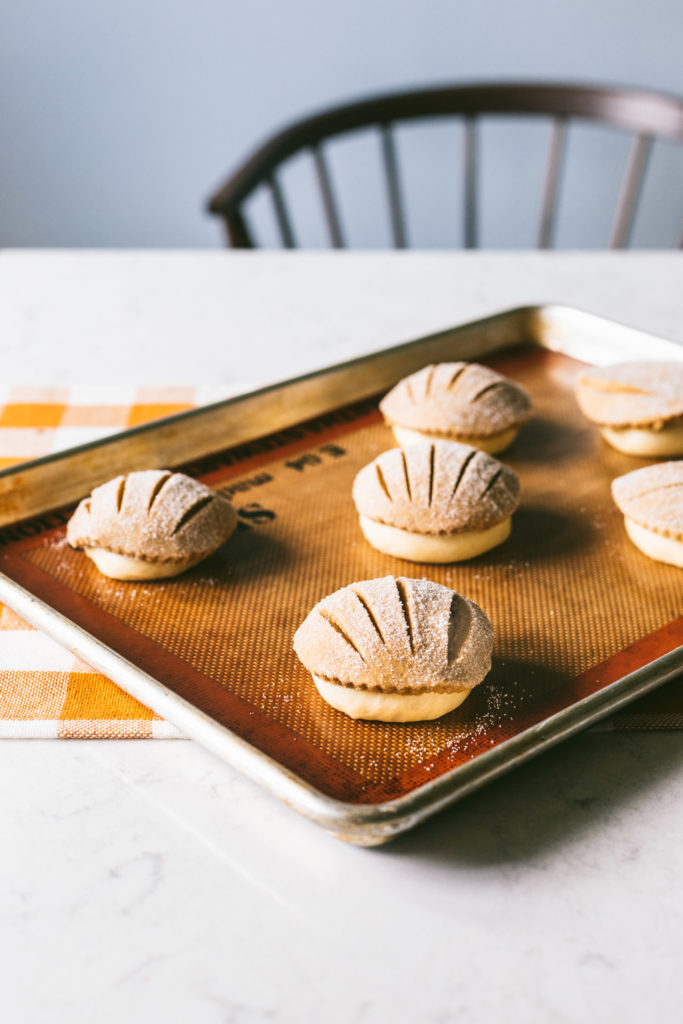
0, 307, 681, 843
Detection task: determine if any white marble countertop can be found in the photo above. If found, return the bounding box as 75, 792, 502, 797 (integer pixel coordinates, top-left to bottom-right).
2, 250, 683, 1024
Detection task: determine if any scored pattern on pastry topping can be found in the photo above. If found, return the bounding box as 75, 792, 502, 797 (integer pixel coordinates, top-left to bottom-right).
379, 362, 532, 438
576, 362, 683, 429
293, 576, 493, 695
148, 471, 173, 511
611, 461, 683, 540
67, 469, 237, 564
353, 441, 520, 535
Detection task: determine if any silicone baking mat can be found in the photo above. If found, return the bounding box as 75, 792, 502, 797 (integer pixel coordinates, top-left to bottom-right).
0, 347, 681, 803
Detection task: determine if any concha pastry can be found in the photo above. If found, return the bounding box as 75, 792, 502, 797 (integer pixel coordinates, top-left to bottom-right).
611, 461, 683, 568
293, 575, 494, 722
379, 362, 532, 454
67, 470, 238, 580
575, 361, 683, 456
352, 441, 520, 562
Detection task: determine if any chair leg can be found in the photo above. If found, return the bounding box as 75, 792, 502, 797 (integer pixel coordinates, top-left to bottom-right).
224, 211, 254, 248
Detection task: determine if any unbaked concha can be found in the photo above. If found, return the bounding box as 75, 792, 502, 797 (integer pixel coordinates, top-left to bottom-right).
293, 575, 494, 721
379, 362, 532, 454
67, 470, 238, 580
576, 361, 683, 456
611, 461, 683, 568
352, 441, 520, 562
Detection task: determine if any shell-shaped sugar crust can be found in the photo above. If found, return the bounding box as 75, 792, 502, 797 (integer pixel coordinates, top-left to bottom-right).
576, 362, 683, 429
67, 470, 238, 563
353, 441, 520, 535
293, 576, 494, 695
612, 461, 683, 541
379, 362, 532, 439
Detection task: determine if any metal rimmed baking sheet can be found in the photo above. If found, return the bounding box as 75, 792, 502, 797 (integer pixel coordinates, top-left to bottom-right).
0, 305, 681, 845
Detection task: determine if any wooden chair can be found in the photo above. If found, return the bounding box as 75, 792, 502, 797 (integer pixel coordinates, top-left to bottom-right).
207, 82, 683, 249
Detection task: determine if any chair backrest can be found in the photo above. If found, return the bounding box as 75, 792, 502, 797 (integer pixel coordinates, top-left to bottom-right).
207, 82, 683, 250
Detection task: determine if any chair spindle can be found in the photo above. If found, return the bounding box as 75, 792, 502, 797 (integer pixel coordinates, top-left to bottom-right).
609, 134, 653, 249
269, 174, 296, 248
312, 145, 344, 248
380, 123, 407, 248
463, 116, 477, 249
537, 117, 567, 248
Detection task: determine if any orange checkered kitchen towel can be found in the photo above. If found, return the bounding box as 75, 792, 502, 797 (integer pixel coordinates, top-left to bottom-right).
0, 385, 242, 738
0, 386, 681, 738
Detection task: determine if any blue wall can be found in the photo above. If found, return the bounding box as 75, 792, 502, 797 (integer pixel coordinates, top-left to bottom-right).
2, 0, 682, 247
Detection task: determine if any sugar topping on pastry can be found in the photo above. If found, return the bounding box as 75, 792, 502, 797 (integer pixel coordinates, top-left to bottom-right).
293, 576, 494, 721
352, 440, 520, 562
611, 461, 683, 568
67, 470, 238, 580
576, 361, 683, 456
379, 362, 532, 454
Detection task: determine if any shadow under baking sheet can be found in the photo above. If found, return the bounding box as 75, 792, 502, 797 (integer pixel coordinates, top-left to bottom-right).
382, 729, 683, 866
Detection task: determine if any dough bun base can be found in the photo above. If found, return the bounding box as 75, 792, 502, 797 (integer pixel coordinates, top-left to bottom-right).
313, 675, 470, 722
600, 422, 683, 457
392, 424, 518, 454
359, 514, 511, 563
85, 548, 203, 581
623, 519, 683, 568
